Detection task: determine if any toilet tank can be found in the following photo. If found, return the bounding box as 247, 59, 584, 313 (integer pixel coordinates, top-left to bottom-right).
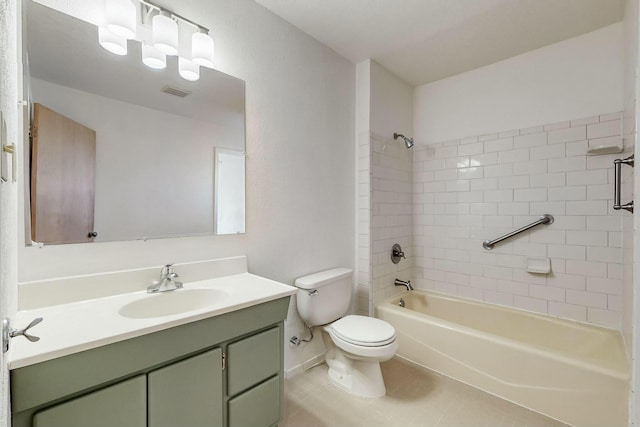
294, 268, 352, 326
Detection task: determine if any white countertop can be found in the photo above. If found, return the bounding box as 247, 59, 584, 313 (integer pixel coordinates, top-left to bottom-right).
9, 273, 296, 369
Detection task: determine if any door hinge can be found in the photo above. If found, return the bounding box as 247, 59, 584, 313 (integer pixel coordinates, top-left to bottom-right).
222, 352, 226, 370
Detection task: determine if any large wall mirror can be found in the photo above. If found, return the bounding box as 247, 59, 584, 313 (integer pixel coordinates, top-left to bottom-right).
23, 0, 246, 245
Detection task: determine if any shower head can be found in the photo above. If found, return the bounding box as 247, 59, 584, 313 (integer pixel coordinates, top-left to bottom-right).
393, 132, 414, 149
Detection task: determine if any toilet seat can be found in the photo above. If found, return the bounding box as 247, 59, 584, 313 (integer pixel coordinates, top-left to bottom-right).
330, 315, 396, 347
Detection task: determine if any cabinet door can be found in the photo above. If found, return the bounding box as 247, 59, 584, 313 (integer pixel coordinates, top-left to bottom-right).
32, 375, 145, 427
227, 327, 280, 396
148, 348, 223, 427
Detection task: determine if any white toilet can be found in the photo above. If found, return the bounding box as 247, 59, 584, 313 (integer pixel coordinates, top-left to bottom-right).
295, 268, 398, 398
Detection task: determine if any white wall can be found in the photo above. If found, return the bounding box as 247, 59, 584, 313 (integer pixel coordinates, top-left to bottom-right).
356, 60, 371, 135
625, 0, 640, 423
414, 23, 624, 145
17, 0, 355, 375
370, 61, 413, 138
0, 0, 19, 425
623, 1, 637, 350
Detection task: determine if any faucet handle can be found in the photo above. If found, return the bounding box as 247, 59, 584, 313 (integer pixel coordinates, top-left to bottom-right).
391, 243, 406, 264
161, 264, 174, 275
393, 249, 405, 258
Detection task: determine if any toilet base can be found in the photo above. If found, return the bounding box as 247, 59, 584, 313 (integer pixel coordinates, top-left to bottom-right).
326, 355, 386, 398
323, 332, 387, 398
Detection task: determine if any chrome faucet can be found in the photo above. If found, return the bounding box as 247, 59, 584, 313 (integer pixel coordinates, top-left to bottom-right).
147, 264, 183, 293
394, 278, 413, 291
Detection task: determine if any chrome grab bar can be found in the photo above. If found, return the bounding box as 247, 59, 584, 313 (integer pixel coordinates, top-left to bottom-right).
613, 154, 634, 213
483, 214, 554, 250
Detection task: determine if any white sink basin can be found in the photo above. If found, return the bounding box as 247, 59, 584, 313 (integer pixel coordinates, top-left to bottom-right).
118, 289, 229, 319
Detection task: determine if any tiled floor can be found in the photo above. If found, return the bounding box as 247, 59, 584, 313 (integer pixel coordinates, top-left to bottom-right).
282, 357, 569, 427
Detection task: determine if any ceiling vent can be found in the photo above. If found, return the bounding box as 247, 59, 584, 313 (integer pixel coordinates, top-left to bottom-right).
161, 85, 192, 98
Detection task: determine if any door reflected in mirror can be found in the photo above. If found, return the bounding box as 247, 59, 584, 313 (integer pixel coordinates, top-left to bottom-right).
24, 1, 246, 245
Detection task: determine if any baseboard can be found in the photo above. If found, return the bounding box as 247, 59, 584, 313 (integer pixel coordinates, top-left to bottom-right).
285, 354, 325, 379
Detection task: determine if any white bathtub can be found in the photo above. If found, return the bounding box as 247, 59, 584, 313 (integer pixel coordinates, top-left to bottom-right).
375, 290, 629, 427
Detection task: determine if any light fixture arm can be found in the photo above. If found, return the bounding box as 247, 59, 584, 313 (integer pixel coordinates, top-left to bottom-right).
139, 0, 209, 33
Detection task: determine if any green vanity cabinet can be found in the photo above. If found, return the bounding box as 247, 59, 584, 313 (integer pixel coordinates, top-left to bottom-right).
32, 376, 146, 427
11, 297, 290, 427
228, 376, 280, 427
227, 327, 280, 396
148, 349, 224, 427
227, 327, 282, 427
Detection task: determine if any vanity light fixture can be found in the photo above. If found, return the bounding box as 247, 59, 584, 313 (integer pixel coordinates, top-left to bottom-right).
141, 43, 166, 69
105, 0, 137, 39
152, 10, 179, 56
178, 57, 200, 81
192, 29, 215, 68
98, 26, 128, 56
97, 0, 215, 81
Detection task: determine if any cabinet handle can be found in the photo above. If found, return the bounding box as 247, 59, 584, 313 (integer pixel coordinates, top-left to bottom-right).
613, 155, 634, 213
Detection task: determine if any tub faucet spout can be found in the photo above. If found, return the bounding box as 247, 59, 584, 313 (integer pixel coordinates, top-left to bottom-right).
394, 278, 413, 291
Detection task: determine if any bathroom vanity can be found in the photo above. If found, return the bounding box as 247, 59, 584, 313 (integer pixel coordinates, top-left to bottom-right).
8, 259, 295, 427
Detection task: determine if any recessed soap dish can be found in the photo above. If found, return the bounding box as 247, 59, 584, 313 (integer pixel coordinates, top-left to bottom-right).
526, 258, 551, 274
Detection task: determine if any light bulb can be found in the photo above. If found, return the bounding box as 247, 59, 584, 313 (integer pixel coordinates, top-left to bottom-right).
105, 0, 136, 40
142, 43, 166, 69
98, 26, 127, 56
152, 12, 179, 56
192, 30, 214, 68
179, 57, 200, 81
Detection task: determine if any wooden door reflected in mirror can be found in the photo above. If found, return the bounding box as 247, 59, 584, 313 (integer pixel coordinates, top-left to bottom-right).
31, 103, 96, 244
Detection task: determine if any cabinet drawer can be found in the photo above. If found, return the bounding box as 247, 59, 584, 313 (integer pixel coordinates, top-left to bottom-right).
33, 376, 146, 427
228, 376, 280, 427
227, 327, 280, 396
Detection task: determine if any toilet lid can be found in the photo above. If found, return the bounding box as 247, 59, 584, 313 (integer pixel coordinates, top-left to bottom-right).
331, 315, 396, 347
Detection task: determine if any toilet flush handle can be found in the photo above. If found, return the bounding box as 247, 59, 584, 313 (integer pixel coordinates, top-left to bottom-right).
308, 290, 319, 296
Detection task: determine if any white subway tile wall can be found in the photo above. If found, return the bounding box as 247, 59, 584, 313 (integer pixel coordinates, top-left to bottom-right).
413, 112, 627, 329
361, 132, 415, 314
357, 131, 372, 315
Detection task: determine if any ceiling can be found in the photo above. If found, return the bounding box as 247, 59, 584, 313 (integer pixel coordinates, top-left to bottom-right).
255, 0, 624, 86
